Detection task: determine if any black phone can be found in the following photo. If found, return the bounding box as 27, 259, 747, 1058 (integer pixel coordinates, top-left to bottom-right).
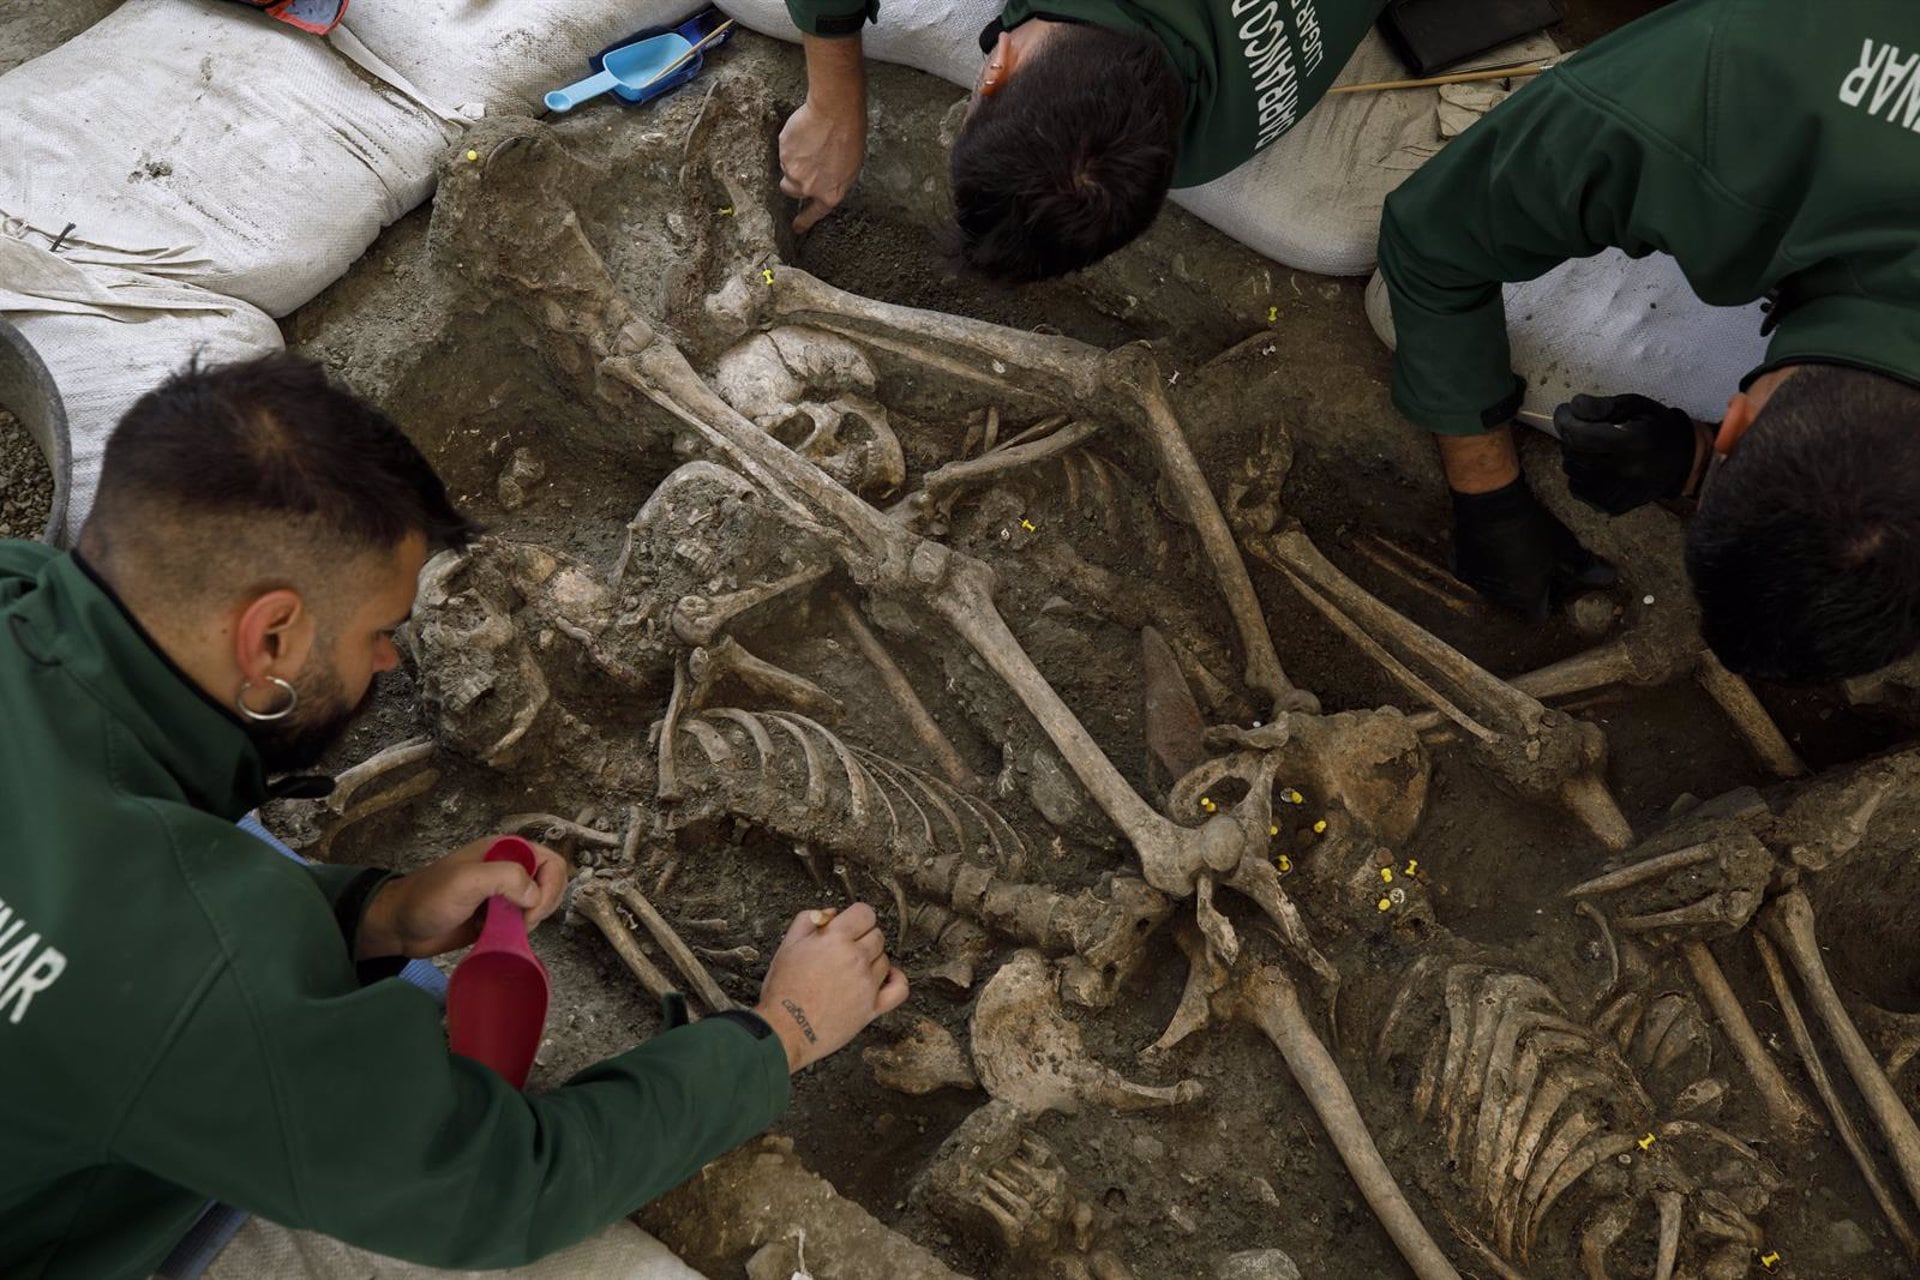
1377, 0, 1565, 78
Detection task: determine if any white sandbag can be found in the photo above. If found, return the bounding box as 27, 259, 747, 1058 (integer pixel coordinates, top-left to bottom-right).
1364, 249, 1773, 426
0, 239, 284, 542
203, 1216, 709, 1280
714, 2, 1545, 276
339, 0, 710, 119
1176, 31, 1555, 279
0, 0, 454, 319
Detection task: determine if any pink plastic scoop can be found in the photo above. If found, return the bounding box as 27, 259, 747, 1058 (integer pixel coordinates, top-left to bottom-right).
445, 836, 551, 1089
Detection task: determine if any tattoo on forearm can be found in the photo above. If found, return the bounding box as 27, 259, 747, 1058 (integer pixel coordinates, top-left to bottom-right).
781, 998, 819, 1044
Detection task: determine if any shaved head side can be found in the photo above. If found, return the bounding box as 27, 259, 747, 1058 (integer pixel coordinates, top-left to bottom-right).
79, 354, 473, 627
1687, 364, 1920, 682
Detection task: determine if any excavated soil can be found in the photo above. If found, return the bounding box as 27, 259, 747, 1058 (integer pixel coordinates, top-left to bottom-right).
8, 4, 1918, 1279
0, 410, 54, 542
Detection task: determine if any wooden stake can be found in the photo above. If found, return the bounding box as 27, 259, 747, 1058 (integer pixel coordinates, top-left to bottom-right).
1327, 61, 1556, 96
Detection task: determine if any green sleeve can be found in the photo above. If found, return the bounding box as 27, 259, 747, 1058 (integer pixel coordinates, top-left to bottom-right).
301, 862, 406, 982
111, 968, 791, 1267
1377, 37, 1781, 435
784, 0, 877, 37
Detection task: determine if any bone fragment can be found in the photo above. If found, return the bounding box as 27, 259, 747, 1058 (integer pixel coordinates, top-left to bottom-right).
1763, 890, 1920, 1216
865, 1017, 979, 1095
611, 880, 736, 1013
1225, 963, 1463, 1280
973, 950, 1202, 1115
670, 563, 833, 648
1253, 526, 1632, 849
1694, 650, 1806, 778
913, 418, 1105, 509
833, 593, 977, 789
1576, 1197, 1634, 1280
1280, 564, 1494, 743
497, 813, 622, 848
688, 635, 843, 719
1680, 940, 1820, 1139
928, 553, 1270, 900
1102, 348, 1316, 717
1753, 932, 1920, 1261
1651, 1189, 1683, 1280
657, 657, 689, 803
769, 266, 1105, 406
325, 737, 436, 817
1567, 843, 1715, 899
576, 884, 678, 1006
311, 765, 441, 861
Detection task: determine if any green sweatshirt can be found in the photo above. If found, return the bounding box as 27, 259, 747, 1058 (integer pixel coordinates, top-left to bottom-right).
785, 0, 1384, 186
1380, 0, 1920, 435
0, 544, 790, 1279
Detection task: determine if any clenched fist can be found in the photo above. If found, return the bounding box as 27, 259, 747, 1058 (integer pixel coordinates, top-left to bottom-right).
755, 903, 908, 1072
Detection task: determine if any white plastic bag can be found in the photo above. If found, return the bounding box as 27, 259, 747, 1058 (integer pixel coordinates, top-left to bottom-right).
0, 238, 284, 540
340, 0, 710, 119
0, 0, 453, 318
1364, 248, 1773, 426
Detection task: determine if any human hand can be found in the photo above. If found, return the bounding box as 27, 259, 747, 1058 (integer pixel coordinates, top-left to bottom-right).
778, 96, 866, 233
355, 836, 570, 960
755, 903, 908, 1072
1555, 393, 1706, 516
1450, 476, 1617, 621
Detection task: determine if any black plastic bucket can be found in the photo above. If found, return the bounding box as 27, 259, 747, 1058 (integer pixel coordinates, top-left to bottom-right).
0, 316, 71, 545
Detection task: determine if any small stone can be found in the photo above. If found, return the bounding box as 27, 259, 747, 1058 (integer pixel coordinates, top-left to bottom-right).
1167, 1204, 1199, 1235
1827, 1219, 1874, 1258
1131, 1135, 1166, 1163
1215, 1247, 1302, 1280
1249, 1177, 1281, 1208
1566, 591, 1619, 639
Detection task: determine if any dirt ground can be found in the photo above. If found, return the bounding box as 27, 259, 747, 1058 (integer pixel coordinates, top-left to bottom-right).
7, 4, 1920, 1280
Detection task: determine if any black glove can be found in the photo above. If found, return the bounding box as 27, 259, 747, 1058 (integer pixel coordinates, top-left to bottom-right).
1451, 477, 1618, 621
1554, 393, 1699, 516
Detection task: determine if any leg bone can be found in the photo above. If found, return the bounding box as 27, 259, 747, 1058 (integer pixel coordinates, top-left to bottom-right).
1753, 932, 1920, 1262
1763, 890, 1920, 1216
1680, 939, 1821, 1139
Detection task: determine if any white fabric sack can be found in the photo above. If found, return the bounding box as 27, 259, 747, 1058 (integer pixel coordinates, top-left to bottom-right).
203, 1215, 709, 1280
0, 0, 454, 319
340, 0, 710, 119
0, 238, 283, 541
715, 1, 1549, 276
1364, 249, 1773, 426
1176, 31, 1554, 278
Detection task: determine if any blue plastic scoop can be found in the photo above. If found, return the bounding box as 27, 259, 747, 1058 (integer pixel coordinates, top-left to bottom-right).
545, 33, 695, 113
543, 11, 735, 114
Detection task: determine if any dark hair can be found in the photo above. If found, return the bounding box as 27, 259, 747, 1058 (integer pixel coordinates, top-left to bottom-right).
949, 22, 1183, 282
82, 353, 473, 601
1686, 364, 1920, 682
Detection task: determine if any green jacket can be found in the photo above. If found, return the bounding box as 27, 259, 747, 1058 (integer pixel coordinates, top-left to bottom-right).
785, 0, 1383, 186
0, 543, 790, 1279
1380, 0, 1920, 435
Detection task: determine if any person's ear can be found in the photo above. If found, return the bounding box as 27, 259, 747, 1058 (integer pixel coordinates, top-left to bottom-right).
233, 589, 317, 684
1716, 390, 1760, 458
979, 31, 1016, 97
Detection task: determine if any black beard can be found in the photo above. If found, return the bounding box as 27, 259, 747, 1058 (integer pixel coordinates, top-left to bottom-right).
248, 669, 376, 776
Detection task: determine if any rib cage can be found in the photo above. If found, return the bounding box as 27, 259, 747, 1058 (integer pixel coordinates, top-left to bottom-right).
1373, 958, 1772, 1274
668, 708, 1171, 970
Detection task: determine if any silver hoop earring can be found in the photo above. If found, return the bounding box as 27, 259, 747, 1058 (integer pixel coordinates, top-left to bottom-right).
236, 676, 299, 723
